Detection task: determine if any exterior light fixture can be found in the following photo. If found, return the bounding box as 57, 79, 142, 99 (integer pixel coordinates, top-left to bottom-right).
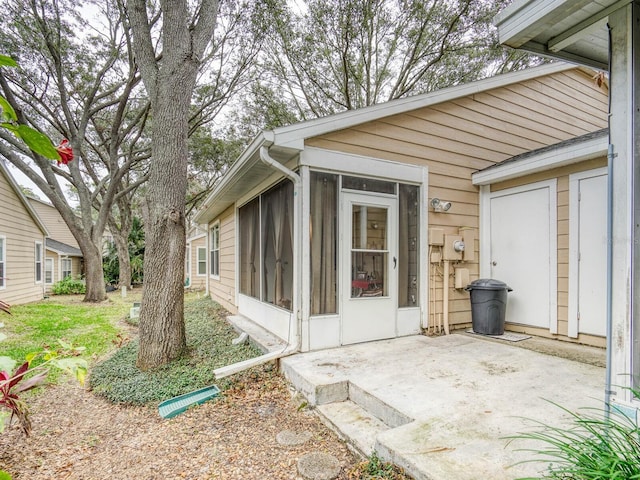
430, 198, 452, 212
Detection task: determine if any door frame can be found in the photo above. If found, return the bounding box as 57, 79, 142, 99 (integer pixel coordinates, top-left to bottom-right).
568, 167, 608, 338
479, 179, 558, 333
340, 191, 398, 345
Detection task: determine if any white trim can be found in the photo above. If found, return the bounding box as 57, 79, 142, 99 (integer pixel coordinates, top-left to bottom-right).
472, 135, 608, 186
187, 232, 206, 242
210, 222, 221, 280
483, 179, 558, 333
301, 147, 424, 184
300, 166, 312, 352
196, 246, 207, 276
479, 185, 492, 279
568, 167, 608, 338
34, 241, 43, 284
270, 64, 576, 149
419, 167, 429, 330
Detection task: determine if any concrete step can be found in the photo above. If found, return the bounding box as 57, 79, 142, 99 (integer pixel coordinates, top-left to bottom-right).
316, 400, 389, 456
349, 382, 413, 429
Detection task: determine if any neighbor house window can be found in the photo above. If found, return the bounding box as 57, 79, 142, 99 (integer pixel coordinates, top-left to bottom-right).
62, 258, 72, 279
45, 258, 54, 285
0, 236, 5, 289
197, 247, 207, 276
35, 241, 43, 283
210, 224, 220, 277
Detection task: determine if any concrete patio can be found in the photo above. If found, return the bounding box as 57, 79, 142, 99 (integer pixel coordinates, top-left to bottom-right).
278, 333, 606, 480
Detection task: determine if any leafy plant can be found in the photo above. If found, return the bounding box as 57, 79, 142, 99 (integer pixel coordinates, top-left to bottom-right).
51, 276, 86, 295
509, 392, 640, 479
103, 216, 145, 286
348, 451, 408, 479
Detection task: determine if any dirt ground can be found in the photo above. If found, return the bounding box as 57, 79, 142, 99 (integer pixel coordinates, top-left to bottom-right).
0, 368, 364, 480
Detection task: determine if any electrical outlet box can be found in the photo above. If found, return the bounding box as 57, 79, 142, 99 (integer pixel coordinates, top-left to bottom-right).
455, 268, 470, 289
443, 235, 463, 261
428, 228, 444, 246
460, 228, 476, 262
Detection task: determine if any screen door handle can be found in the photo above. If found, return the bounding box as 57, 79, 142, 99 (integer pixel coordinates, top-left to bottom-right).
393, 256, 397, 269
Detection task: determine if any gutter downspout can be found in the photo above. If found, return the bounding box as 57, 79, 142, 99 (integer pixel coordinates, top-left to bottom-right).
214, 137, 302, 379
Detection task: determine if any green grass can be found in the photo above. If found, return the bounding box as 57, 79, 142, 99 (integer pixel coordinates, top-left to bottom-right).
0, 295, 131, 381
89, 296, 264, 404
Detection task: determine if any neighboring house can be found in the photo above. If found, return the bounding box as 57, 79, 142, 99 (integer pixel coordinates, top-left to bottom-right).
185, 223, 207, 290
194, 63, 609, 353
27, 196, 83, 292
494, 0, 640, 431
0, 162, 48, 305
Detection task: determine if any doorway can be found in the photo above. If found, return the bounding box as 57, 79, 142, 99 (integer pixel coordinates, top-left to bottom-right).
341, 192, 397, 344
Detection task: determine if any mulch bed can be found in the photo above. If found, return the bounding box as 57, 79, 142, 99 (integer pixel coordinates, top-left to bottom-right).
0, 367, 363, 479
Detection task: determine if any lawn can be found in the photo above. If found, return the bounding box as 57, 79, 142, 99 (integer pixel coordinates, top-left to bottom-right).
0, 291, 137, 374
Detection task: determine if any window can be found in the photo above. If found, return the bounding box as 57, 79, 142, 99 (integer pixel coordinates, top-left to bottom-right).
62, 258, 72, 279
398, 184, 419, 307
35, 242, 43, 283
238, 179, 294, 311
210, 224, 220, 277
197, 247, 207, 276
310, 172, 337, 314
0, 236, 5, 289
45, 258, 54, 285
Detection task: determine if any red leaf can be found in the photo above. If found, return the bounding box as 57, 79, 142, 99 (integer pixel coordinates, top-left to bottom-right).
8, 362, 29, 389
13, 370, 48, 393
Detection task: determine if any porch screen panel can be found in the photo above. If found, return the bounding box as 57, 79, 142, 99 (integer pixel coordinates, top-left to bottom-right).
261, 180, 294, 311
399, 184, 419, 307
239, 198, 260, 298
310, 172, 337, 315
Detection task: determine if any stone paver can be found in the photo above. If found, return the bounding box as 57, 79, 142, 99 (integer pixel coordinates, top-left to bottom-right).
297, 452, 341, 480
276, 429, 313, 446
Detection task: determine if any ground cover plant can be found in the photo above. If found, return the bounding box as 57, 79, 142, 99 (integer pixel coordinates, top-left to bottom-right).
89, 296, 263, 404
510, 392, 640, 479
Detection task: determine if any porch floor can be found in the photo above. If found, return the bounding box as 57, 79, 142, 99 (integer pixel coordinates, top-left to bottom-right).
278, 333, 606, 480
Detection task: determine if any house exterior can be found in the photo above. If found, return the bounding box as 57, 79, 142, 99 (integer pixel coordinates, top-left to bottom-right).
195, 63, 609, 353
185, 223, 207, 290
27, 196, 83, 292
494, 0, 640, 429
0, 162, 48, 305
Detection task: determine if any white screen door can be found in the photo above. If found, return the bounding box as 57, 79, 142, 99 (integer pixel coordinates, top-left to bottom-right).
341, 193, 397, 344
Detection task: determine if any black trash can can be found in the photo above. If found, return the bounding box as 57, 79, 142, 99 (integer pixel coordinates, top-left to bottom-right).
464, 279, 512, 335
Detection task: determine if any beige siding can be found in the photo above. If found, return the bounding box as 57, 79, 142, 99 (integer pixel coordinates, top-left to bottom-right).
490, 156, 607, 347
0, 172, 46, 304
306, 68, 609, 335
187, 235, 207, 290
209, 206, 237, 314
28, 198, 79, 248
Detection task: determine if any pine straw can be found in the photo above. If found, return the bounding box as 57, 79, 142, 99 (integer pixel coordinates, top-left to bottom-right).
0, 366, 362, 480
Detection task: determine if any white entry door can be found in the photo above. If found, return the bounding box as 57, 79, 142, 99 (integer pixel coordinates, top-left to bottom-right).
569, 169, 608, 337
341, 193, 397, 345
488, 181, 557, 331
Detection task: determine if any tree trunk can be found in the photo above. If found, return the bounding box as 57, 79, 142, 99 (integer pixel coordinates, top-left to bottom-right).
82, 242, 107, 302
113, 231, 132, 289
136, 81, 192, 370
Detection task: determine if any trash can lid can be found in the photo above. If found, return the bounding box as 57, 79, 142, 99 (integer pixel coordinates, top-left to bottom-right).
464, 278, 513, 291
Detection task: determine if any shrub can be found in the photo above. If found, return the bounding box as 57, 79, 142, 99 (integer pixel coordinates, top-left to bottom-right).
509, 392, 640, 479
51, 276, 86, 295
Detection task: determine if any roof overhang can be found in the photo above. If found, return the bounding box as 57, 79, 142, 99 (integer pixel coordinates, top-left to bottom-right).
194, 63, 587, 225
494, 0, 632, 70
472, 130, 608, 185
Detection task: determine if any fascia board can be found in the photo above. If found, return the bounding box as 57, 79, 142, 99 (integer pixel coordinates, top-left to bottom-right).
472, 136, 608, 186
269, 63, 576, 148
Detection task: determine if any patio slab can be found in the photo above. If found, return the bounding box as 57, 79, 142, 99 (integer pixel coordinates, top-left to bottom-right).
280, 334, 606, 480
